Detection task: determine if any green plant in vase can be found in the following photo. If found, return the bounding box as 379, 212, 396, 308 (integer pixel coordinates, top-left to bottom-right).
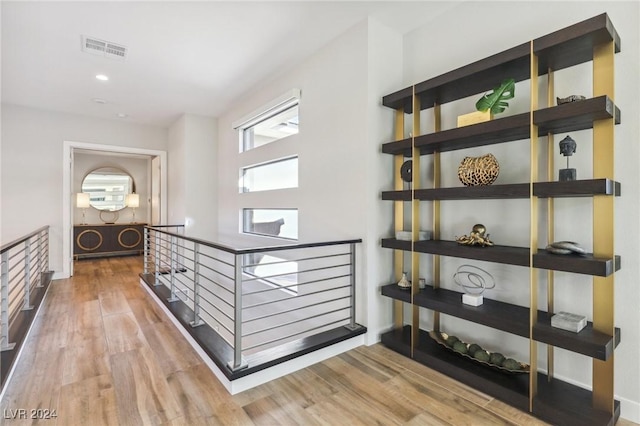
475, 78, 515, 115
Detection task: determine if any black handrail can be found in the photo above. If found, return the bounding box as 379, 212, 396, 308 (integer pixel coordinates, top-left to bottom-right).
0, 226, 50, 254
145, 225, 361, 255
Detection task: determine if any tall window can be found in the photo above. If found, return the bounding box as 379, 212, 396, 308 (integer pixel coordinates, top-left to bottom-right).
235, 89, 300, 241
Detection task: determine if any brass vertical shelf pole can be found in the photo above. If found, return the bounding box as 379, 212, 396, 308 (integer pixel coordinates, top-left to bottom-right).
546, 68, 555, 382
393, 108, 405, 330
592, 40, 615, 414
411, 88, 421, 354
433, 104, 441, 333
529, 41, 540, 412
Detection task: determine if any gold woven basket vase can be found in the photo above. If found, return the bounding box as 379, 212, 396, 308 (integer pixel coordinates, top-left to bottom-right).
458, 153, 500, 186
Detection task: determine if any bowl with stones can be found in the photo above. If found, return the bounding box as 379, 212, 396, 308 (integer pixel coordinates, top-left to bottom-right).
429, 331, 529, 374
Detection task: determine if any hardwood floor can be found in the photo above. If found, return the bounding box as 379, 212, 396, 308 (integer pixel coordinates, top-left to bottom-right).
0, 256, 634, 425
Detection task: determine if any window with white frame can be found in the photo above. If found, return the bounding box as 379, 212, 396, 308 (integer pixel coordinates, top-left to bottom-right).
242, 208, 298, 240
239, 156, 298, 193
235, 89, 301, 241
235, 89, 300, 153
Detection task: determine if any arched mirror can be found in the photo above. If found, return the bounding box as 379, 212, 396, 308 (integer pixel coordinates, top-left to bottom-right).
81, 167, 135, 211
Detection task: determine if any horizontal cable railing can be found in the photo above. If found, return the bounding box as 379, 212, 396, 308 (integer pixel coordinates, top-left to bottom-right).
0, 226, 53, 389
143, 225, 362, 373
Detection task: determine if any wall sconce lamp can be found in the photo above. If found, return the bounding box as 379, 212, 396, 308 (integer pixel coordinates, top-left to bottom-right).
76, 193, 90, 225
126, 193, 140, 223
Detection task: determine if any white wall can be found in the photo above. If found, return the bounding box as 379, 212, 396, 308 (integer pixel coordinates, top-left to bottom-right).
403, 2, 639, 420
1, 104, 167, 274
73, 152, 150, 225
167, 113, 218, 240
217, 19, 399, 338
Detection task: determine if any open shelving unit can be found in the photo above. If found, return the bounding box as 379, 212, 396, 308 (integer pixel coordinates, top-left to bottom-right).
380, 13, 621, 426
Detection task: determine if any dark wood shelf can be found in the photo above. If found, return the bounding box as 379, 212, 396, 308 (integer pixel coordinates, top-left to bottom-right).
381, 190, 412, 201
534, 313, 620, 361
414, 184, 530, 200
414, 240, 530, 267
534, 374, 620, 426
534, 95, 620, 134
533, 251, 620, 277
381, 43, 530, 113
383, 180, 620, 201
381, 238, 411, 251
381, 112, 529, 156
382, 284, 530, 338
414, 113, 530, 155
534, 179, 620, 198
382, 14, 619, 114
382, 326, 620, 426
534, 13, 621, 73
381, 326, 530, 411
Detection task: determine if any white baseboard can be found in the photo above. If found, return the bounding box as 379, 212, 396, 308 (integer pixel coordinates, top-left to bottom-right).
52, 271, 66, 280
140, 278, 364, 395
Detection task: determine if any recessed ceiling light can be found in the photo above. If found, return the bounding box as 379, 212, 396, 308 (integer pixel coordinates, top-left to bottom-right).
92, 98, 107, 104
95, 74, 109, 81
116, 113, 128, 118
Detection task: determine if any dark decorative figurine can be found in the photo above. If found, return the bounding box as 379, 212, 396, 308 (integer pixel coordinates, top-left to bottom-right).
557, 95, 586, 105
559, 135, 577, 181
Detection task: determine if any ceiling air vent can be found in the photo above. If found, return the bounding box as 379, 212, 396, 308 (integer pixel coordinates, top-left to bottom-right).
81, 35, 127, 61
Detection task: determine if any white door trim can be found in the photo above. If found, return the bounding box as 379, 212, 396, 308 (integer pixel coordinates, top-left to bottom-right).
62, 141, 168, 278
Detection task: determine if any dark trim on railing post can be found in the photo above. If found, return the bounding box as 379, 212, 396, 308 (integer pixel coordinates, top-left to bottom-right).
22, 239, 34, 311
190, 243, 204, 328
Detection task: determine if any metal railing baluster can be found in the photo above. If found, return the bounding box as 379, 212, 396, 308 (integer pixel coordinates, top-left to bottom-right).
228, 253, 246, 371
190, 243, 204, 327
154, 231, 160, 286
167, 235, 179, 302
1, 252, 16, 351
22, 240, 34, 311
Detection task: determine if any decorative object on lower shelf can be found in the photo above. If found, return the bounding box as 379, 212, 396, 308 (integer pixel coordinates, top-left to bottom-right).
546, 241, 586, 255
551, 311, 587, 333
559, 135, 577, 181
557, 95, 586, 105
395, 230, 432, 241
397, 272, 411, 290
455, 224, 493, 247
457, 154, 500, 186
429, 331, 529, 374
453, 264, 496, 306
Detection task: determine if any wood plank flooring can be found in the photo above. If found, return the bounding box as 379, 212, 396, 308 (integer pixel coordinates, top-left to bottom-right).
0, 256, 634, 425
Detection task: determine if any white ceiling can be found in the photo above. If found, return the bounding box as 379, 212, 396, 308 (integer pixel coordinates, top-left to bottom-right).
1, 1, 459, 128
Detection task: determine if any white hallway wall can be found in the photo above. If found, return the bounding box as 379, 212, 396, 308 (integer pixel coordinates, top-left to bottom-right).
402, 1, 639, 421
167, 113, 218, 240
1, 104, 167, 275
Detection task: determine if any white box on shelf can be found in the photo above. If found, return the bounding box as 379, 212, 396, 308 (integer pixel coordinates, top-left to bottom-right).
551, 312, 587, 333
462, 293, 483, 306
395, 230, 432, 241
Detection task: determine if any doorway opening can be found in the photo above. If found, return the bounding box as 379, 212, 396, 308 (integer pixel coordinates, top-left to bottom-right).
62, 141, 167, 278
